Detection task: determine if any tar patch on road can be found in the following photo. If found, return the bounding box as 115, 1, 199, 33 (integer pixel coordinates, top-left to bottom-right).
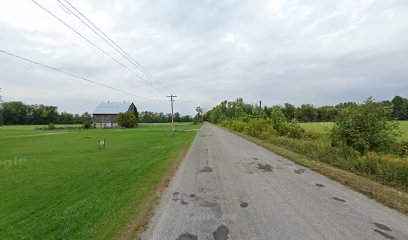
294, 169, 305, 174
200, 134, 213, 137
181, 200, 188, 205
374, 229, 395, 239
175, 232, 198, 240
315, 183, 325, 187
212, 225, 229, 240
240, 202, 249, 208
372, 222, 392, 231
200, 166, 212, 173
189, 194, 196, 198
333, 197, 346, 202
199, 200, 222, 218
257, 163, 273, 172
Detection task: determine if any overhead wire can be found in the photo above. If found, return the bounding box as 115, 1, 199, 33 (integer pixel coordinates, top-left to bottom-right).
61, 0, 174, 94
57, 0, 167, 94
31, 0, 166, 95
0, 49, 168, 104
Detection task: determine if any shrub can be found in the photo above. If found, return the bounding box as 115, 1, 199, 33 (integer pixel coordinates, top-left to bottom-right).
270, 107, 286, 128
117, 112, 138, 128
331, 98, 399, 155
83, 122, 92, 129
244, 119, 270, 138
48, 123, 56, 130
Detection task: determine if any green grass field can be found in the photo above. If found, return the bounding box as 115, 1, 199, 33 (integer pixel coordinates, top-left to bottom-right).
300, 121, 408, 141
0, 123, 200, 240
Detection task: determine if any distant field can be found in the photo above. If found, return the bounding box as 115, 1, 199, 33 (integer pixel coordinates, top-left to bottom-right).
0, 123, 200, 240
300, 121, 408, 141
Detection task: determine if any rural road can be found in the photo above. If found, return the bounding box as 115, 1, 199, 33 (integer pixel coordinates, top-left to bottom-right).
141, 123, 408, 240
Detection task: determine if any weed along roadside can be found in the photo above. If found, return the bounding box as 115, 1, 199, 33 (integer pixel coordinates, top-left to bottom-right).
204, 98, 408, 215
0, 123, 201, 240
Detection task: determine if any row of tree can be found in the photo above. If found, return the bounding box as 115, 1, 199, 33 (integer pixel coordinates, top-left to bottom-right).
138, 111, 194, 123
204, 96, 408, 123
0, 101, 92, 125
0, 101, 202, 126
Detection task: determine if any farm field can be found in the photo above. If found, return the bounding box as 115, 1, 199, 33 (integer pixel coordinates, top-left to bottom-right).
0, 123, 200, 240
300, 121, 408, 141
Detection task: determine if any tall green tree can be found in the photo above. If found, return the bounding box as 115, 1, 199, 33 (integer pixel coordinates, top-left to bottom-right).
331, 98, 399, 154
391, 96, 408, 120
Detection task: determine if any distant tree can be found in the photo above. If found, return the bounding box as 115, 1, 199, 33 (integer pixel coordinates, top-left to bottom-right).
281, 103, 296, 121
117, 112, 138, 128
331, 98, 399, 154
195, 106, 203, 123
80, 112, 93, 124
0, 108, 3, 125
317, 106, 338, 122
296, 104, 318, 122
174, 112, 181, 122
1, 102, 28, 124
391, 96, 408, 120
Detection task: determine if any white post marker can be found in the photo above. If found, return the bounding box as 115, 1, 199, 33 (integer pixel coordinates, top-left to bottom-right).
99, 139, 106, 149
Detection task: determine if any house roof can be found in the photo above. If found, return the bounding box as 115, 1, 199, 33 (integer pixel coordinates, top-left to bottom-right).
93, 102, 133, 115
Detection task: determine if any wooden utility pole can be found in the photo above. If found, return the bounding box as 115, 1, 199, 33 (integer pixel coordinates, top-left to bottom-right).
259, 100, 262, 118
167, 95, 177, 136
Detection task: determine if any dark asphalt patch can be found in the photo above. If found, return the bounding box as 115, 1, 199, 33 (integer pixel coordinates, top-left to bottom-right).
374, 229, 395, 239
333, 197, 346, 202
189, 194, 196, 198
200, 166, 212, 173
372, 222, 391, 231
199, 200, 222, 218
315, 183, 325, 187
240, 202, 249, 208
181, 200, 188, 205
176, 232, 198, 240
212, 225, 229, 240
200, 134, 213, 137
257, 163, 273, 172
294, 169, 305, 174
173, 192, 180, 196
246, 171, 254, 174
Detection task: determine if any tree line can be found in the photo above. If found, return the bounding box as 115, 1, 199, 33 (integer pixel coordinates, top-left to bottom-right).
138, 111, 194, 123
0, 101, 92, 125
204, 96, 408, 123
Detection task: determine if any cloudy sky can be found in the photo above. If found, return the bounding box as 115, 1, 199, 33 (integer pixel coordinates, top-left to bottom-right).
0, 0, 407, 115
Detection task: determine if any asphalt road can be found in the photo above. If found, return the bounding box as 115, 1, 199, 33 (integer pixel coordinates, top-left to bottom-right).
141, 123, 408, 240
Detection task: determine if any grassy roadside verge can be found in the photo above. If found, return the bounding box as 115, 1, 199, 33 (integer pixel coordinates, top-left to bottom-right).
118, 134, 195, 240
222, 126, 408, 215
0, 124, 201, 240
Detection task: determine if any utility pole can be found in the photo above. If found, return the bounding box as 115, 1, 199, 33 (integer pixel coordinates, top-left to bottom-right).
167, 95, 177, 136
259, 100, 262, 118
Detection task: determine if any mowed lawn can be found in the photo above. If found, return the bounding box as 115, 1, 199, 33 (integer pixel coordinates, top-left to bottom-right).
0, 123, 200, 240
300, 121, 408, 141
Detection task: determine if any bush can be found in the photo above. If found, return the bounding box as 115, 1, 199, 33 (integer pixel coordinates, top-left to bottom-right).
48, 123, 56, 130
331, 98, 399, 155
83, 122, 92, 129
117, 112, 138, 128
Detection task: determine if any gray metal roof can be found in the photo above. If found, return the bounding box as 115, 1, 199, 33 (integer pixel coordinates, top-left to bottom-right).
93, 102, 133, 114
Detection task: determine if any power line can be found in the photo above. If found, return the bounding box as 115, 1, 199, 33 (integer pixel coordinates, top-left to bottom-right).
57, 0, 166, 93
0, 49, 167, 103
31, 0, 165, 95
61, 0, 174, 94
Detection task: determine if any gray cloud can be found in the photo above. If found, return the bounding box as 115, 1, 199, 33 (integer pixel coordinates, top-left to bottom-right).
0, 0, 407, 114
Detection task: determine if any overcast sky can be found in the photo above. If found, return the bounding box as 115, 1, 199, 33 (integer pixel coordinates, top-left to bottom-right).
0, 0, 407, 115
